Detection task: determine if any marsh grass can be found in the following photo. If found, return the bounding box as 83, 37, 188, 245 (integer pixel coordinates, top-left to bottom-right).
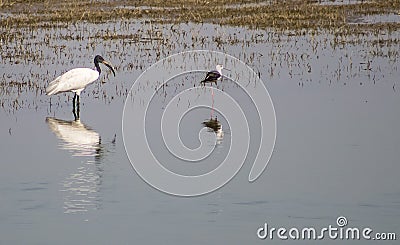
1, 0, 399, 32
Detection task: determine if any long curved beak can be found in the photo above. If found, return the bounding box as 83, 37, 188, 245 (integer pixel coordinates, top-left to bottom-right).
223, 67, 231, 71
102, 60, 116, 76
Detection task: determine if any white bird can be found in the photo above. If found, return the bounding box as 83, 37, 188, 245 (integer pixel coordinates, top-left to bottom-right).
46, 55, 115, 107
200, 64, 228, 85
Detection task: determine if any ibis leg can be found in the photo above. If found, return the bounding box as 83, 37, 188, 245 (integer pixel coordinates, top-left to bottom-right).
72, 93, 77, 111
72, 107, 77, 120
76, 101, 80, 119
72, 93, 80, 120
72, 101, 80, 120
73, 93, 76, 105
72, 94, 76, 111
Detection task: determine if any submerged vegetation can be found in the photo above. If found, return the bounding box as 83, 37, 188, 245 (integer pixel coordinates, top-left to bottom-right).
0, 0, 399, 113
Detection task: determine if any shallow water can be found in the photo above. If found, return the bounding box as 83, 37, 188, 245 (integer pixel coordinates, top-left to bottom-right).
315, 0, 368, 6
347, 13, 400, 25
1, 20, 400, 244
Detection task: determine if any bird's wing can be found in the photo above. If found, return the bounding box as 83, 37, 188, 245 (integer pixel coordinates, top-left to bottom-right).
203, 70, 221, 81
46, 68, 99, 95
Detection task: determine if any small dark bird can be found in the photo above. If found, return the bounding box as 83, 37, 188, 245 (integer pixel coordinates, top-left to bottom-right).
200, 65, 225, 85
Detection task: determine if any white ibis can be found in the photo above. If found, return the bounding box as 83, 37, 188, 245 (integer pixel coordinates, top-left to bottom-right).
200, 64, 229, 85
46, 55, 115, 107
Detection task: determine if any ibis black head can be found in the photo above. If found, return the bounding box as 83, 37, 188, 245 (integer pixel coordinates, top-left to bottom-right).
94, 55, 104, 63
94, 55, 116, 76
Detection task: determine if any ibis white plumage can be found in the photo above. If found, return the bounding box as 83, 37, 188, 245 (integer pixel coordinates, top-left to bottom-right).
46, 55, 115, 107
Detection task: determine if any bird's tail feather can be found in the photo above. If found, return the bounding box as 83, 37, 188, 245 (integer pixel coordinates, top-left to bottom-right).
45, 76, 61, 95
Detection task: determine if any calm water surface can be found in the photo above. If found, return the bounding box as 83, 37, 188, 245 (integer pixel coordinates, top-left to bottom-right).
0, 20, 399, 244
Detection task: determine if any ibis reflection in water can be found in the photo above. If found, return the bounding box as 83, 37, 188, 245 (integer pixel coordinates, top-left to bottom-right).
46, 55, 116, 114
46, 117, 102, 157
46, 117, 111, 214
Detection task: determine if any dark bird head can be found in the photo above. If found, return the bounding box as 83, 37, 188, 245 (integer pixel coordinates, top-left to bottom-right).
94, 55, 116, 76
